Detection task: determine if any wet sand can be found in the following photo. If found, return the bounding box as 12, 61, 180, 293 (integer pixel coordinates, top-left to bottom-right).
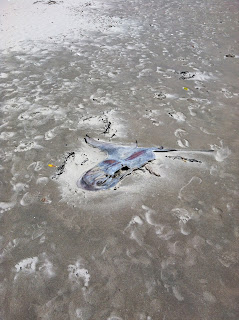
0, 0, 239, 319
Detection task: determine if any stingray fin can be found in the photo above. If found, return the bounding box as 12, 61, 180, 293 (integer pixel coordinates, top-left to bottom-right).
85, 135, 123, 154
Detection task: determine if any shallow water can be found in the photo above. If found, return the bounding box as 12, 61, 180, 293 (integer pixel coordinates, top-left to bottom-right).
0, 0, 239, 319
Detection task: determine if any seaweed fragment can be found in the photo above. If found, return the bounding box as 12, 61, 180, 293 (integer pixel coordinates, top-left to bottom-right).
53, 152, 75, 178
103, 121, 111, 134
179, 71, 195, 80
165, 155, 202, 163
225, 54, 235, 58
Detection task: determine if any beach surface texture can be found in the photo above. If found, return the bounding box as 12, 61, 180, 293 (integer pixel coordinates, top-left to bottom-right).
0, 0, 239, 319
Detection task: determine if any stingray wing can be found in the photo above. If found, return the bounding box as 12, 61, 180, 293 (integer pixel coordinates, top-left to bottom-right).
85, 135, 137, 158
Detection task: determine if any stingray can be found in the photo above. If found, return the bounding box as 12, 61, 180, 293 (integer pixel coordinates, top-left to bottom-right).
77, 136, 213, 191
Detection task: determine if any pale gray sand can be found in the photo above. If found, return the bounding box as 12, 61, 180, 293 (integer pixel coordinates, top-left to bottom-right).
0, 0, 239, 319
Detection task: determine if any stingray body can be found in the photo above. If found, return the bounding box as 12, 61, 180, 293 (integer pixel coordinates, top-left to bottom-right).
77, 136, 213, 191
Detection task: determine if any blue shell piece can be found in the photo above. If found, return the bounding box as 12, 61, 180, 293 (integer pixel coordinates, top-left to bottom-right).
77, 136, 174, 191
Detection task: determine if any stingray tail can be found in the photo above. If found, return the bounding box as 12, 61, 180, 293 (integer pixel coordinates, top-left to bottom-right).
154, 148, 214, 153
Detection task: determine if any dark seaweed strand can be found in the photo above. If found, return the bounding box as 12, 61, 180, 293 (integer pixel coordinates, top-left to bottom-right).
165, 155, 202, 163
52, 152, 75, 178
102, 121, 112, 134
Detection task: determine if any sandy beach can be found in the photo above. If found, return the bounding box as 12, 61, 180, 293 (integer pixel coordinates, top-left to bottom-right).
0, 0, 239, 319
